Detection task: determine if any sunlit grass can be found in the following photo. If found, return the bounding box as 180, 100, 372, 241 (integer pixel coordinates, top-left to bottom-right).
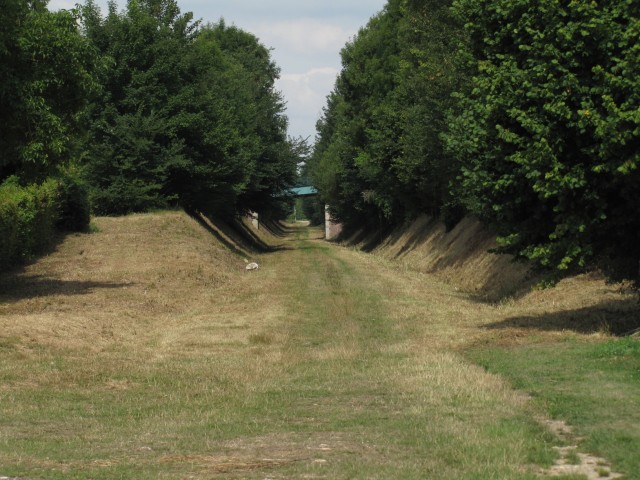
2, 212, 635, 478
468, 337, 640, 478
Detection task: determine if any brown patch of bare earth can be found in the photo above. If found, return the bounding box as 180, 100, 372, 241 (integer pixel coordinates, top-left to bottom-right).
540, 420, 623, 479
158, 433, 359, 477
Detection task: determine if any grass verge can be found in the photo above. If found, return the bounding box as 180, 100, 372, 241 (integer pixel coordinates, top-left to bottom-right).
467, 336, 640, 478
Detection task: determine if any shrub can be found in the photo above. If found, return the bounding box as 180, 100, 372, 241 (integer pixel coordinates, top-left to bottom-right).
0, 177, 61, 270
0, 178, 23, 269
0, 170, 93, 269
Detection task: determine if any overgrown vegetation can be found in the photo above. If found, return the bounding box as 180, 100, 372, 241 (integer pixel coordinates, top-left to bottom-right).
0, 1, 95, 267
0, 172, 90, 269
309, 0, 639, 283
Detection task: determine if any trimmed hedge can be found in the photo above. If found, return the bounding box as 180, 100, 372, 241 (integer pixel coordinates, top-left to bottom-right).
0, 173, 90, 271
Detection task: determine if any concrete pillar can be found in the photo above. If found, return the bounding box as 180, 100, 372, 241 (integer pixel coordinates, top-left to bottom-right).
325, 205, 343, 240
248, 211, 259, 230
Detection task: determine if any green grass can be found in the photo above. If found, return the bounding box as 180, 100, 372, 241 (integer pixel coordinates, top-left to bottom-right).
467, 336, 640, 478
0, 218, 590, 479
272, 234, 557, 478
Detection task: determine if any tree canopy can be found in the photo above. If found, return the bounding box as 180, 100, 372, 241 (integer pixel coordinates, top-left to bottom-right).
309, 0, 469, 228
446, 0, 640, 278
80, 1, 297, 218
1, 0, 300, 269
310, 0, 639, 283
0, 0, 97, 182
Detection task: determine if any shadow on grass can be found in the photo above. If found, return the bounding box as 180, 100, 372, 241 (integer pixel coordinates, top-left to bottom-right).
484, 298, 640, 336
0, 274, 131, 302
261, 220, 297, 238
339, 223, 397, 252
187, 209, 289, 255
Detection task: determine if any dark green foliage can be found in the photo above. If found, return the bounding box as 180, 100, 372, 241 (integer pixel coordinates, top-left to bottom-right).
55, 168, 91, 232
309, 0, 469, 228
210, 23, 297, 218
1, 0, 298, 269
311, 2, 404, 226
446, 0, 640, 279
0, 0, 95, 270
396, 0, 471, 219
0, 177, 60, 270
301, 196, 325, 226
0, 1, 97, 183
313, 0, 638, 283
80, 0, 196, 214
80, 4, 297, 219
0, 170, 90, 270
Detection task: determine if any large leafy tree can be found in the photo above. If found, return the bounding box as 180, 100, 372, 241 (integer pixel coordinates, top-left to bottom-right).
395, 0, 470, 223
81, 0, 196, 214
0, 0, 97, 182
446, 0, 640, 279
208, 23, 297, 216
311, 1, 405, 226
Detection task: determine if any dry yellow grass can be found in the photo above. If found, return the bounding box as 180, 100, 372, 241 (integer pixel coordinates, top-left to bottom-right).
346, 214, 533, 300
0, 210, 637, 479
0, 212, 249, 353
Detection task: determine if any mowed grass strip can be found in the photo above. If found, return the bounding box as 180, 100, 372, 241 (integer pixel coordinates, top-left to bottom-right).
0, 211, 297, 479
1, 214, 562, 479
263, 233, 557, 479
468, 337, 640, 478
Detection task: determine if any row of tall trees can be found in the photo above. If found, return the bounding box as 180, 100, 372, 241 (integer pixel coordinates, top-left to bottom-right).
1, 0, 298, 268
3, 0, 298, 215
309, 0, 639, 281
311, 0, 468, 229
81, 0, 297, 218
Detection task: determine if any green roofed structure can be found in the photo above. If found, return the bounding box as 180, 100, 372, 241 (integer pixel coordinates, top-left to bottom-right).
290, 186, 318, 197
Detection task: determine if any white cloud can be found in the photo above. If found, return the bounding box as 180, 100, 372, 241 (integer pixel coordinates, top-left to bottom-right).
251, 19, 351, 54
277, 67, 339, 139
48, 0, 77, 9
279, 67, 338, 108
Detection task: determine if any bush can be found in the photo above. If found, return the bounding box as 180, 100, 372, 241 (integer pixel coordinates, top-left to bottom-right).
0, 178, 23, 269
0, 178, 58, 269
0, 175, 86, 270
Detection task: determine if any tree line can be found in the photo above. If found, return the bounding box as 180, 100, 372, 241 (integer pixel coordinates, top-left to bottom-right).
1, 0, 299, 269
309, 0, 639, 283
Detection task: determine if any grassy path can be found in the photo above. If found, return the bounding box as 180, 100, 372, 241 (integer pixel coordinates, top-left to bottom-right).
3, 214, 633, 479
252, 227, 554, 479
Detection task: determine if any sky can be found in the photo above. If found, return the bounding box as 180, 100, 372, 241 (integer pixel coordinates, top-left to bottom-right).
48, 0, 389, 141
